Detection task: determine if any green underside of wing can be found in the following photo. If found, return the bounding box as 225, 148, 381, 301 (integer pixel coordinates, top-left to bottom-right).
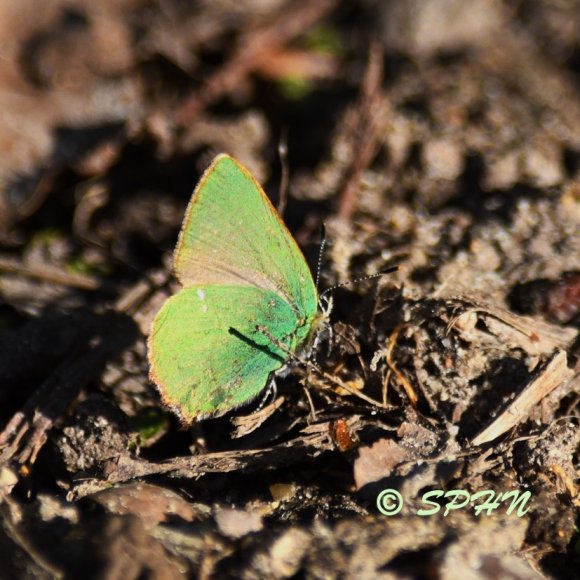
148, 285, 314, 421
174, 155, 318, 319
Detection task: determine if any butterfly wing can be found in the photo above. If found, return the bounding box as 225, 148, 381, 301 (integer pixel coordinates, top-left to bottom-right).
174, 154, 317, 320
148, 284, 311, 422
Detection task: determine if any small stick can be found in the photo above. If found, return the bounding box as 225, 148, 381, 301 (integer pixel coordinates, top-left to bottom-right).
302, 384, 317, 421
384, 325, 418, 406
0, 255, 104, 291
382, 368, 391, 407
71, 421, 340, 497
277, 132, 289, 216
337, 40, 384, 220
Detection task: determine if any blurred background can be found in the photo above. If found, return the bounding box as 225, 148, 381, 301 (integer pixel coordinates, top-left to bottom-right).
0, 0, 577, 276
0, 0, 578, 577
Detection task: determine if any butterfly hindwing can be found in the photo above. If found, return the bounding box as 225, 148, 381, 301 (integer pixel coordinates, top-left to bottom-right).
148, 284, 312, 421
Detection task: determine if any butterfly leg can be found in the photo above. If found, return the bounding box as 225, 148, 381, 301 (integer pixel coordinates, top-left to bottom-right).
256, 376, 278, 411
310, 321, 333, 364
326, 323, 334, 357
302, 383, 317, 422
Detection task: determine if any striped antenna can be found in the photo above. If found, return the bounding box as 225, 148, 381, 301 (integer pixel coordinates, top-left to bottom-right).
319, 265, 399, 300
315, 223, 327, 291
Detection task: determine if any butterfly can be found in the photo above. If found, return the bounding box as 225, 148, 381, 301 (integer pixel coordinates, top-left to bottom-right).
148, 154, 325, 422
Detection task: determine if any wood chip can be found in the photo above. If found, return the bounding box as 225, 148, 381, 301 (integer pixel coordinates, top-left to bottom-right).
471, 350, 574, 446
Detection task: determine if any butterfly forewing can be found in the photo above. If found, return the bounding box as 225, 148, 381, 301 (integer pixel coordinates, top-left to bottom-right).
173, 155, 317, 319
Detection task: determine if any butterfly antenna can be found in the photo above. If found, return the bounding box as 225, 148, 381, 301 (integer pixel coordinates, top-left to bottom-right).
276, 130, 289, 216
319, 265, 399, 301
315, 223, 327, 291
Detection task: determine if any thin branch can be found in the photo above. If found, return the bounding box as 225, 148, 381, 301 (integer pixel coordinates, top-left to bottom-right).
337, 40, 384, 220
175, 0, 336, 125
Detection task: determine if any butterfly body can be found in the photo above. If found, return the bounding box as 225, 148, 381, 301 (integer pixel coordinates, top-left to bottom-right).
148, 155, 319, 422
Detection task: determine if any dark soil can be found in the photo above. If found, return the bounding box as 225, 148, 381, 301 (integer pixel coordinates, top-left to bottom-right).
0, 1, 579, 578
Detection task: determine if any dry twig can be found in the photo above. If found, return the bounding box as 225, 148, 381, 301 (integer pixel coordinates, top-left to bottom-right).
337, 40, 384, 220
175, 0, 336, 125
471, 350, 574, 446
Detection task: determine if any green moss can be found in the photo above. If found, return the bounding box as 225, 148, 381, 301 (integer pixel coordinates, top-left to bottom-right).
277, 74, 313, 101
306, 25, 342, 56
133, 407, 170, 447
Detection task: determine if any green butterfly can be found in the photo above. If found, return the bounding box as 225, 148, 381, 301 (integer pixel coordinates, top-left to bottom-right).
148, 154, 324, 422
